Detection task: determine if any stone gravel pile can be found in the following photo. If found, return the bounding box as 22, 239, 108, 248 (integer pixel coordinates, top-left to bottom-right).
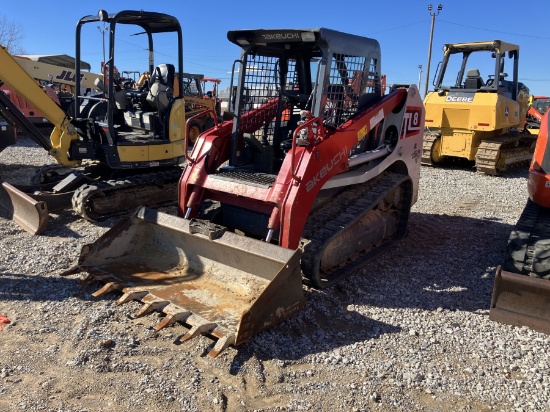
0, 136, 548, 411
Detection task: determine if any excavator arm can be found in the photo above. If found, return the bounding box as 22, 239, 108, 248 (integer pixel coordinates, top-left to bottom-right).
0, 46, 79, 166
0, 46, 84, 234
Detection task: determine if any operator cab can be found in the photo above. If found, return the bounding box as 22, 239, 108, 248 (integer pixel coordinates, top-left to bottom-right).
432, 40, 521, 99
225, 28, 384, 175
74, 10, 184, 153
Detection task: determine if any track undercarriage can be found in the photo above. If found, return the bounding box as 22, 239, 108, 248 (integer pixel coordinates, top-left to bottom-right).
475, 134, 536, 175
422, 131, 535, 175
504, 199, 550, 278
0, 162, 183, 231
301, 171, 412, 288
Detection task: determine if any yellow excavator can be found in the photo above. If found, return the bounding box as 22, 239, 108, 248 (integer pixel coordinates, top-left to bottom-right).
0, 10, 204, 234
422, 40, 534, 175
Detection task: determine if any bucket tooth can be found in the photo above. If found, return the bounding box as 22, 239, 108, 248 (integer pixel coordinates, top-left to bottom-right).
59, 265, 80, 277
207, 334, 236, 358
179, 321, 217, 343
91, 281, 121, 297
133, 298, 170, 318
116, 290, 149, 306
153, 310, 192, 331
72, 208, 306, 356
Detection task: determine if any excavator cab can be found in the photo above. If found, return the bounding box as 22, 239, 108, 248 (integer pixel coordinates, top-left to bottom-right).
423, 40, 534, 174
71, 10, 186, 169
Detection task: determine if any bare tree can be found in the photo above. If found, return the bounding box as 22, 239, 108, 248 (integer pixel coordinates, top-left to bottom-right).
0, 15, 25, 54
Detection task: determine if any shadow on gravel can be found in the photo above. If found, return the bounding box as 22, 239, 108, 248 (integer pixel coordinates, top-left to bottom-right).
337, 212, 515, 314
0, 203, 124, 238
230, 293, 402, 365
0, 272, 78, 302
228, 211, 517, 362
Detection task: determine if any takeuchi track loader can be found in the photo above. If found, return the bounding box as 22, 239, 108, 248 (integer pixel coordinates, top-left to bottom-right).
490, 111, 550, 334
0, 10, 204, 234
68, 28, 425, 357
422, 41, 534, 175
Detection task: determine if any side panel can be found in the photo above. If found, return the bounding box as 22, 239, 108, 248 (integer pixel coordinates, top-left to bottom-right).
322, 85, 425, 205
424, 92, 521, 131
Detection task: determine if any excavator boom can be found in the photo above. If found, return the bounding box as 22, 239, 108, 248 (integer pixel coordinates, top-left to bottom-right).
0, 47, 70, 134
0, 46, 80, 234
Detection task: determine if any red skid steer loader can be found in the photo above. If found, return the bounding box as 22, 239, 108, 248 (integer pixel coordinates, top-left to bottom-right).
68, 28, 425, 357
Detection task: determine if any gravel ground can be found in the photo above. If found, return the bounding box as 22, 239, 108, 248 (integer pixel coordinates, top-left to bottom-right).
0, 136, 549, 412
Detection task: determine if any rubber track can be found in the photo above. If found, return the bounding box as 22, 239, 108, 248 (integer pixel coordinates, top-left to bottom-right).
72, 168, 182, 221
301, 171, 412, 288
475, 133, 535, 175
504, 199, 550, 279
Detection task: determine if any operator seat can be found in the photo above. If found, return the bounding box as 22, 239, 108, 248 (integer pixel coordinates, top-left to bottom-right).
146, 64, 176, 112
464, 69, 484, 89
127, 64, 175, 112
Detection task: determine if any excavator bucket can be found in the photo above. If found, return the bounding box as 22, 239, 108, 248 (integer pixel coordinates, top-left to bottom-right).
70, 207, 305, 357
489, 266, 550, 334
0, 180, 48, 234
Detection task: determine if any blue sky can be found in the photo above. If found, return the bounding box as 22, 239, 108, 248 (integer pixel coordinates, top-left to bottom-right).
3, 1, 550, 96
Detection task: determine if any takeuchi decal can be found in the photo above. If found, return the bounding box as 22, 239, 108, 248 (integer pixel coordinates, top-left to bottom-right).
262, 33, 300, 41
306, 146, 349, 192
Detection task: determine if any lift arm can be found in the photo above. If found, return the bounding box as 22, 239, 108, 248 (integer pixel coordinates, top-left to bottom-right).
0, 46, 79, 165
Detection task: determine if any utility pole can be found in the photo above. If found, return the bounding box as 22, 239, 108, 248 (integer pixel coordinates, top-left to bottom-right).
418, 65, 423, 90
98, 24, 108, 92
424, 4, 443, 97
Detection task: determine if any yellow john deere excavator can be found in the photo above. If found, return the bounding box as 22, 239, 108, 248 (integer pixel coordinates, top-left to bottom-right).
0, 10, 201, 234
66, 27, 426, 357
422, 40, 534, 175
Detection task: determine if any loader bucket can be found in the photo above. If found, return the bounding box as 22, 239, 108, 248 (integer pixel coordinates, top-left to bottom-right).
72, 207, 305, 357
0, 180, 48, 235
489, 266, 550, 334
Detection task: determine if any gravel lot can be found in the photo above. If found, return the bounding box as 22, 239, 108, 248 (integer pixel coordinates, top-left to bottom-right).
0, 136, 549, 412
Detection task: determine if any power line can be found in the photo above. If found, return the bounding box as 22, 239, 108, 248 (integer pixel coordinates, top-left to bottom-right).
370, 20, 427, 35
439, 19, 550, 40
520, 78, 550, 82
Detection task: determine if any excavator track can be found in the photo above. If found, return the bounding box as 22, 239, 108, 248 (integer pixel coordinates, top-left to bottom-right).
490, 199, 550, 334
301, 171, 412, 288
504, 199, 550, 279
72, 169, 182, 221
421, 132, 442, 166
475, 134, 535, 176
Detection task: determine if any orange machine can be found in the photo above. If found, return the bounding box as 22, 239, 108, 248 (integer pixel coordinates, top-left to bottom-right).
491, 110, 550, 334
